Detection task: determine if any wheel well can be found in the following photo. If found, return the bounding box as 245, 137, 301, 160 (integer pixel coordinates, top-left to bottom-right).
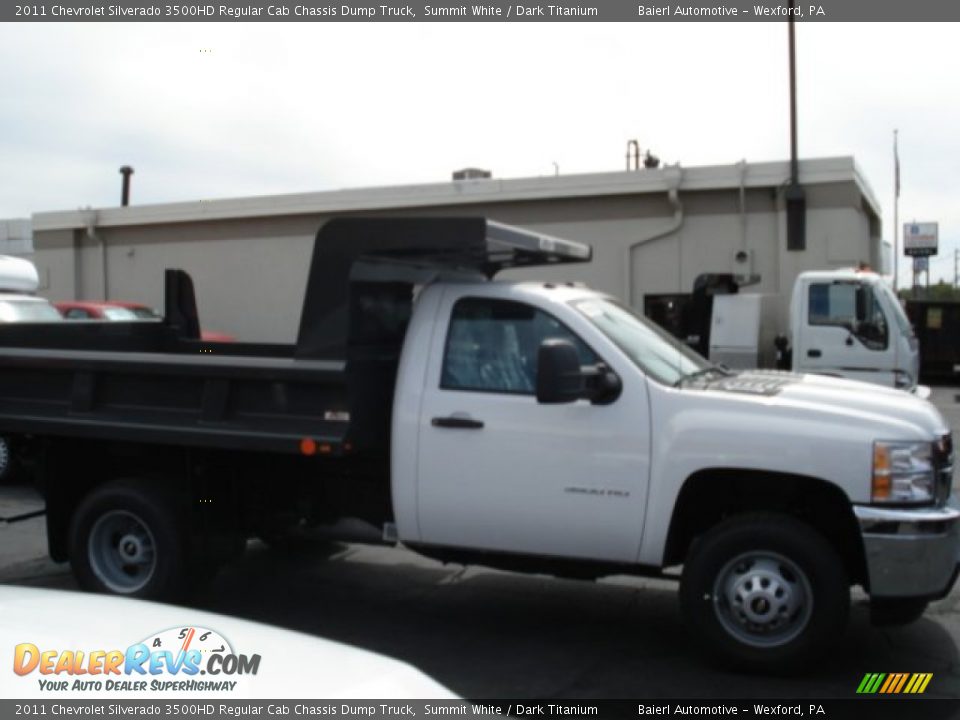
40, 438, 346, 562
42, 439, 196, 562
663, 469, 866, 585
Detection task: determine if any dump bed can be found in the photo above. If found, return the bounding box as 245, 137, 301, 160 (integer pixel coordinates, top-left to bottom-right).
0, 217, 591, 457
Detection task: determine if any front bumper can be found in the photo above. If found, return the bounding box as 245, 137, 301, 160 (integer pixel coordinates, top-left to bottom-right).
855, 502, 960, 598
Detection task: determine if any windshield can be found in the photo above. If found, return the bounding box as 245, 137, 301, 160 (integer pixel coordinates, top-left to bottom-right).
101, 307, 139, 321
0, 300, 64, 322
572, 297, 710, 385
128, 306, 160, 320
877, 283, 912, 337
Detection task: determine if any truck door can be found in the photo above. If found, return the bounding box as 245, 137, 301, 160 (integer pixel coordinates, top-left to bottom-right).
415, 293, 650, 563
797, 280, 896, 385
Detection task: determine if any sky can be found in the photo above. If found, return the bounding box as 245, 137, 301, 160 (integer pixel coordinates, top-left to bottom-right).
2, 21, 958, 287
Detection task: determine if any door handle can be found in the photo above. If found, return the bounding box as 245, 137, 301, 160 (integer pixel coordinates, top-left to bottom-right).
431, 416, 484, 429
807, 349, 822, 358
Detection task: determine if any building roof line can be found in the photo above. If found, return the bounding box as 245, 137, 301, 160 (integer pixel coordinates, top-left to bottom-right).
31, 156, 878, 232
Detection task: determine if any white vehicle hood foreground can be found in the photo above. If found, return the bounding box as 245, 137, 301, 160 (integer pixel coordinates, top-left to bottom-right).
707, 371, 948, 440
0, 587, 457, 699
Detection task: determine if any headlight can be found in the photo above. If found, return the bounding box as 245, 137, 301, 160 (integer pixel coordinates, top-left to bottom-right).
872, 441, 935, 504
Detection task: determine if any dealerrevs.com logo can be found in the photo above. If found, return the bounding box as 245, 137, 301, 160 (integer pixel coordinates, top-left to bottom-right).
13, 626, 261, 692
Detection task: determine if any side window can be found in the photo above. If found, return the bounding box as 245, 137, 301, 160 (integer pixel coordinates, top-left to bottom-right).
808, 282, 888, 350
441, 298, 598, 394
64, 308, 90, 319
808, 283, 856, 327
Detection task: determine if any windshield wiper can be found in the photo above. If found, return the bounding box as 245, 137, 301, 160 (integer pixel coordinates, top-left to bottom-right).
674, 364, 733, 388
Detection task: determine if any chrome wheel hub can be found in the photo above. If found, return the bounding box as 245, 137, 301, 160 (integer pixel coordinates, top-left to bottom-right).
88, 510, 157, 593
713, 551, 812, 648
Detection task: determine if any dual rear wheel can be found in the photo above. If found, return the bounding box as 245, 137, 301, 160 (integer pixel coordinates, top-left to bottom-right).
68, 480, 193, 601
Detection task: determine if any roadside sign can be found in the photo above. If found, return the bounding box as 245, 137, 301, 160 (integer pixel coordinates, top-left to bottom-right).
904, 222, 938, 256
913, 256, 929, 272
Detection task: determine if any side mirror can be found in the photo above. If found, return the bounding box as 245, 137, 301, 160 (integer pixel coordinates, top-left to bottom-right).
536, 339, 585, 404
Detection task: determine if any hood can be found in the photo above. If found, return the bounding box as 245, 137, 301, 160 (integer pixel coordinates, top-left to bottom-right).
708, 370, 948, 441
0, 587, 457, 699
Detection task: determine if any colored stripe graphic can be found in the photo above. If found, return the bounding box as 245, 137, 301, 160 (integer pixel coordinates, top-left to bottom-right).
857, 672, 932, 694
879, 674, 896, 693
892, 673, 909, 693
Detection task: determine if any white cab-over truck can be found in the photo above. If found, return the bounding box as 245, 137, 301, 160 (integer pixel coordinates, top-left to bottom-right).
0, 218, 955, 672
706, 268, 921, 392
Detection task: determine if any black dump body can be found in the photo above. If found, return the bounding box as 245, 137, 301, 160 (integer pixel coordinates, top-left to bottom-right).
0, 218, 591, 458
906, 299, 960, 381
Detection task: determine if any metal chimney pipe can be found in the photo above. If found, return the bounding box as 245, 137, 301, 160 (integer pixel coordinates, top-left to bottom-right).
119, 166, 134, 206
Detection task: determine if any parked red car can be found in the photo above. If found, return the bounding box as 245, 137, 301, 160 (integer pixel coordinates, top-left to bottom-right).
54, 301, 235, 342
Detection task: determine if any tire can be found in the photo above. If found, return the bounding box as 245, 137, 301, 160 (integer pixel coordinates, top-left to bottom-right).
870, 597, 929, 627
68, 479, 194, 602
680, 514, 849, 673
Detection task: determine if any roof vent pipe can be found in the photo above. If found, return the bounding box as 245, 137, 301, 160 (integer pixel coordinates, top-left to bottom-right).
626, 140, 640, 171
119, 166, 134, 207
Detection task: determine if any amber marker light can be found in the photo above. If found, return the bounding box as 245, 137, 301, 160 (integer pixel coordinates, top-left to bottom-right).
300, 438, 317, 456
872, 443, 891, 501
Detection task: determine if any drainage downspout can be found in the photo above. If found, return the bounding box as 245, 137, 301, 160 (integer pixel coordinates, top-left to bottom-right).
738, 159, 748, 253
83, 210, 108, 300
624, 166, 684, 308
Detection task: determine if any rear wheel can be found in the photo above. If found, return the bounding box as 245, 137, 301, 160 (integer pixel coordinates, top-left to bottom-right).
68, 479, 194, 601
680, 514, 849, 673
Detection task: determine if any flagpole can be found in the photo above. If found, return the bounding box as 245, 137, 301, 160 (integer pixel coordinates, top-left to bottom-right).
894, 129, 900, 292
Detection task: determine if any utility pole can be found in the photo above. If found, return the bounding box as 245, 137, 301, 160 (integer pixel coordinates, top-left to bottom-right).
785, 14, 806, 251
893, 130, 900, 291
955, 247, 958, 289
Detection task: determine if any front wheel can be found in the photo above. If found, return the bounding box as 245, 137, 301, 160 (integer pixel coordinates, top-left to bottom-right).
680, 514, 849, 673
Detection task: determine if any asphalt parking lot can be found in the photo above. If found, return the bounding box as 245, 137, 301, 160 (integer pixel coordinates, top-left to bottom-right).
2, 386, 960, 700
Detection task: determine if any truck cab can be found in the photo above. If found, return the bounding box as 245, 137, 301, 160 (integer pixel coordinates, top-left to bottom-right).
789, 269, 919, 391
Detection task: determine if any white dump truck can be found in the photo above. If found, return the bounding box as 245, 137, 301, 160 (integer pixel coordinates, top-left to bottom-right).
0, 219, 954, 672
